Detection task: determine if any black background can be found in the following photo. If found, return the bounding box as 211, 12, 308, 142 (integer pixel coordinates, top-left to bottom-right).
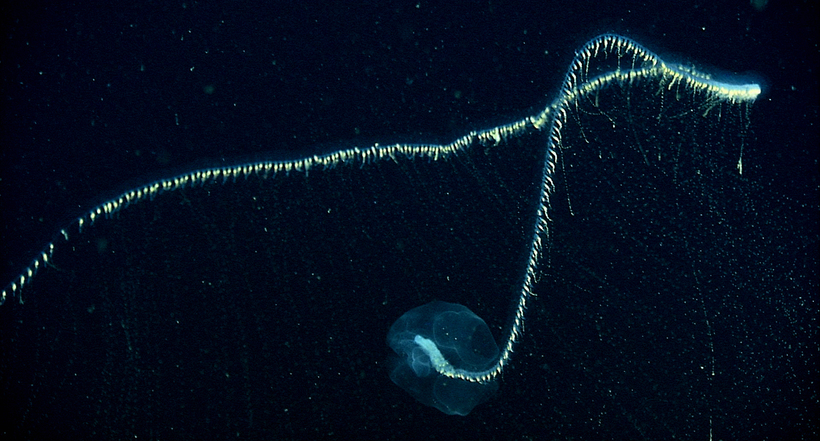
1, 1, 817, 439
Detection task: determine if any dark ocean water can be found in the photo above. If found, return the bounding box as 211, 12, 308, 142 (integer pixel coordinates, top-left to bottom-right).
1, 1, 816, 439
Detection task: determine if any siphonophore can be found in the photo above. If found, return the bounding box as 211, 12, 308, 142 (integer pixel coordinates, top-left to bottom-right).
2, 34, 761, 418
387, 301, 499, 415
